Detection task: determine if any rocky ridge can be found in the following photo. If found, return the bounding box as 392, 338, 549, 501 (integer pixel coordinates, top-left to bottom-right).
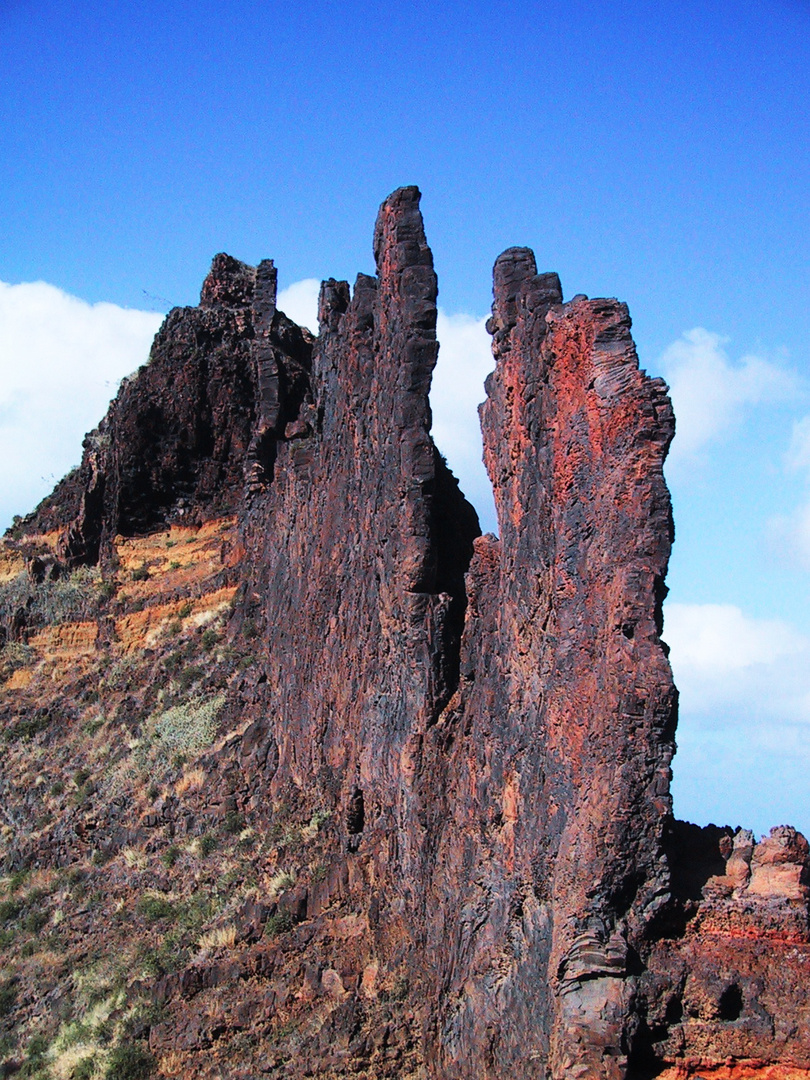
0, 187, 807, 1080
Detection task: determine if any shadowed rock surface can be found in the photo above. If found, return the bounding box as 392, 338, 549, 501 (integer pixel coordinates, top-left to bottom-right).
0, 187, 807, 1080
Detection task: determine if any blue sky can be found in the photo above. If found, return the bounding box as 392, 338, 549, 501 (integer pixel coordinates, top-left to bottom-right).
1, 0, 809, 835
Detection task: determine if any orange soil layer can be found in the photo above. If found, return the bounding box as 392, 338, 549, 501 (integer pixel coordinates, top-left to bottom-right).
3, 516, 238, 686
4, 668, 32, 689
0, 547, 24, 582
115, 516, 237, 596
114, 585, 237, 651
658, 1065, 810, 1079
28, 621, 99, 656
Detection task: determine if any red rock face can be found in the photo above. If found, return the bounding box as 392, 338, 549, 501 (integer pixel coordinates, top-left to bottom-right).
422, 248, 677, 1078
7, 186, 809, 1079
643, 822, 810, 1075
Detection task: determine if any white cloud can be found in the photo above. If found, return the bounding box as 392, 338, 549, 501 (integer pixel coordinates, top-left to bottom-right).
432, 311, 496, 531
665, 601, 807, 682
786, 415, 810, 474
766, 414, 810, 570
277, 278, 319, 333
0, 280, 163, 530
274, 279, 498, 530
769, 498, 810, 571
664, 600, 810, 834
660, 328, 800, 467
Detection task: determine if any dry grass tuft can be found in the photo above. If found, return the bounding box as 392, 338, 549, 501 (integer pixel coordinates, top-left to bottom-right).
175, 766, 206, 796
267, 869, 296, 899
197, 924, 238, 951
122, 847, 148, 870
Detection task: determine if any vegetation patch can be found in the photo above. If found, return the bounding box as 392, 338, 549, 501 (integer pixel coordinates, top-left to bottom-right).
4, 710, 53, 743
134, 693, 225, 776
0, 567, 105, 631
197, 923, 237, 951
264, 909, 295, 937
136, 895, 176, 923
103, 1043, 154, 1079
0, 979, 17, 1017
0, 642, 36, 680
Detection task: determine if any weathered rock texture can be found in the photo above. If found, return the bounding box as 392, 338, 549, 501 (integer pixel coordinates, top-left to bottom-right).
1, 187, 808, 1080
422, 250, 678, 1079
43, 254, 313, 565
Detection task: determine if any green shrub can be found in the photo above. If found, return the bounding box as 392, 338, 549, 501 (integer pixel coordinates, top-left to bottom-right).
163, 652, 182, 676
134, 693, 225, 775
0, 642, 36, 680
265, 909, 294, 937
103, 1043, 154, 1079
198, 833, 217, 857
309, 808, 331, 831
160, 844, 180, 868
5, 712, 51, 742
0, 898, 23, 922
0, 980, 17, 1017
137, 948, 164, 979
72, 1056, 96, 1080
0, 567, 105, 631
200, 628, 218, 650
23, 910, 48, 934
21, 1032, 49, 1075
223, 810, 244, 835
136, 896, 176, 923
175, 664, 204, 692
131, 566, 149, 582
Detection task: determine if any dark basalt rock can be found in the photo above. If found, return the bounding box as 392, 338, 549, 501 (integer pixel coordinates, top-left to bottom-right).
5, 186, 809, 1079
28, 254, 313, 565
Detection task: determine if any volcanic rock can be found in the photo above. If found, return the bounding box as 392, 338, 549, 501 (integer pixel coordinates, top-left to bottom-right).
0, 186, 808, 1080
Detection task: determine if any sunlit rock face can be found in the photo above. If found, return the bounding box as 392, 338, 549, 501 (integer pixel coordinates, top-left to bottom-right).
424, 246, 677, 1079
3, 187, 808, 1080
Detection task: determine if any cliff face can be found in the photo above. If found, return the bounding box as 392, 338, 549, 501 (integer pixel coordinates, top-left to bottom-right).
0, 187, 808, 1080
424, 250, 677, 1078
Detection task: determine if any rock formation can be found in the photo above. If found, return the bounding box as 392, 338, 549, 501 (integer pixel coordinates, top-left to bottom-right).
0, 187, 807, 1080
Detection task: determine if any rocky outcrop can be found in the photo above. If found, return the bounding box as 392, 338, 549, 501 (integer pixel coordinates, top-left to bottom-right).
35, 253, 313, 565
423, 250, 677, 1078
1, 186, 808, 1080
644, 824, 810, 1075
229, 200, 678, 1077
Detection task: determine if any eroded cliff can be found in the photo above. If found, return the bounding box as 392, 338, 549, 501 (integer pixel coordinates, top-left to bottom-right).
0, 187, 807, 1080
